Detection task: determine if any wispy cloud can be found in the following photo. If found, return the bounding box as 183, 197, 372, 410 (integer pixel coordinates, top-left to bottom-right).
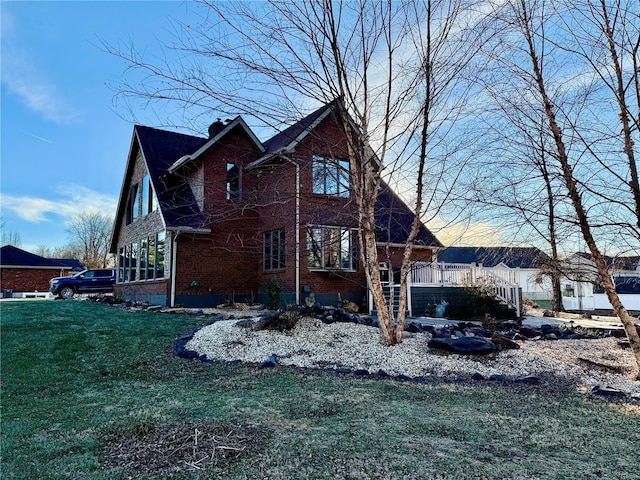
23, 131, 53, 143
1, 7, 80, 124
2, 53, 81, 124
427, 218, 508, 248
1, 185, 117, 223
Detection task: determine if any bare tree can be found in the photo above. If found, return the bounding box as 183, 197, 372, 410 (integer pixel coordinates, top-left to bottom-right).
554, 0, 640, 237
2, 229, 22, 248
106, 0, 489, 345
66, 212, 114, 268
487, 0, 640, 377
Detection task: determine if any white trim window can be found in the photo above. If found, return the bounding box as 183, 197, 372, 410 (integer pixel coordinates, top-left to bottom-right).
312, 155, 350, 197
307, 226, 357, 271
118, 231, 166, 283
127, 175, 157, 224
264, 228, 285, 271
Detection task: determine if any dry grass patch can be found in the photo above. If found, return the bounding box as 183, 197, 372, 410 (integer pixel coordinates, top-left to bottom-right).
100, 420, 265, 476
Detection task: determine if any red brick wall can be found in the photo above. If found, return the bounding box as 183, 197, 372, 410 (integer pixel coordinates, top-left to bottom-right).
0, 268, 66, 292
245, 113, 367, 301
173, 216, 261, 299
379, 247, 434, 268
113, 280, 169, 301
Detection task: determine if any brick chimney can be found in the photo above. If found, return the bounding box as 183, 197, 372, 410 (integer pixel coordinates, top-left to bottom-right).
208, 119, 225, 138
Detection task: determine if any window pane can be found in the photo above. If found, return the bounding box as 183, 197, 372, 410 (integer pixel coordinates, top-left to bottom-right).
118, 248, 125, 283
312, 156, 326, 194
338, 160, 350, 197
227, 163, 239, 201
312, 156, 350, 197
131, 184, 140, 220
141, 175, 149, 216
341, 228, 351, 269
324, 228, 340, 268
307, 227, 322, 268
264, 229, 285, 271
124, 245, 130, 282
278, 229, 286, 269
140, 238, 148, 280
156, 232, 165, 278
147, 235, 156, 279
131, 242, 139, 281
263, 232, 271, 270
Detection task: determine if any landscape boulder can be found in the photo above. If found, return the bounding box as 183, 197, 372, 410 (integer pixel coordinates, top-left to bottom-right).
491, 332, 521, 350
428, 336, 497, 354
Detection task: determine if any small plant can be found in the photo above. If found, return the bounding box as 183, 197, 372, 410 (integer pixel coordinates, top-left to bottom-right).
247, 290, 257, 306
223, 291, 236, 308
262, 278, 284, 310
424, 303, 436, 317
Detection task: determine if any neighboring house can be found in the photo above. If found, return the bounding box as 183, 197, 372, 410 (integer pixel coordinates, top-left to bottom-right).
562, 252, 640, 313
0, 245, 73, 297
52, 258, 85, 273
110, 100, 442, 308
434, 246, 552, 303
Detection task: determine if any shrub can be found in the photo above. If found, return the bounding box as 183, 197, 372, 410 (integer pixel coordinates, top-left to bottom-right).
262, 278, 283, 310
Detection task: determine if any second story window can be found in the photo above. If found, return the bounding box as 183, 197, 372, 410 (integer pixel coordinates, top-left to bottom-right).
227, 163, 240, 201
312, 155, 350, 197
126, 175, 156, 224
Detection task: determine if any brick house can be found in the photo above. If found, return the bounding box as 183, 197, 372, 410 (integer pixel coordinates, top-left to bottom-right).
0, 245, 73, 296
110, 100, 441, 308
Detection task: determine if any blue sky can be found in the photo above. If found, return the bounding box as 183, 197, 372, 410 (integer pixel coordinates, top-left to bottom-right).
1, 1, 197, 252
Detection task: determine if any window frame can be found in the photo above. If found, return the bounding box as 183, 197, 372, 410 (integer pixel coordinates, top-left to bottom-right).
312, 155, 350, 198
307, 225, 358, 272
226, 162, 240, 201
117, 231, 166, 283
264, 228, 286, 271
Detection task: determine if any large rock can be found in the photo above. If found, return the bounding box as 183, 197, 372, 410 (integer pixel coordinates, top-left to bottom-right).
428, 336, 497, 354
342, 300, 360, 314
491, 332, 520, 350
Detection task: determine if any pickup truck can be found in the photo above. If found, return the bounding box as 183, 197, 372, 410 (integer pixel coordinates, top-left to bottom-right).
50, 269, 116, 299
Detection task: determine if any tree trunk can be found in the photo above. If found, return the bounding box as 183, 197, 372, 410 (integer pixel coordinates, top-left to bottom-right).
520, 0, 640, 377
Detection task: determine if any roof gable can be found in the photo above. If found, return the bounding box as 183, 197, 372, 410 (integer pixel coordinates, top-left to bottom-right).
168, 117, 265, 173
248, 101, 337, 169
0, 245, 69, 268
437, 246, 548, 268
111, 126, 210, 252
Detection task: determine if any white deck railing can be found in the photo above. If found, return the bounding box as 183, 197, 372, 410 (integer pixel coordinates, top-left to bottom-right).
369, 262, 522, 317
410, 261, 521, 316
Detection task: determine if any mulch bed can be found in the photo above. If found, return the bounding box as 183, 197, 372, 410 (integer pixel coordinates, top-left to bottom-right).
100, 420, 264, 475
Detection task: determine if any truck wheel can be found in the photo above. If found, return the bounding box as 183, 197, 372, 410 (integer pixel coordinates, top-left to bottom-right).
59, 286, 75, 299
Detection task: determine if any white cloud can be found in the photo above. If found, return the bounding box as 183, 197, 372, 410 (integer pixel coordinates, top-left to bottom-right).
0, 185, 117, 224
1, 7, 80, 125
427, 218, 508, 248
2, 53, 81, 124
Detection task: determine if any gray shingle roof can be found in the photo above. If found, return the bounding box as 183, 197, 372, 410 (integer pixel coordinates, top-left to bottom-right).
437, 246, 548, 268
134, 125, 209, 229
0, 245, 70, 268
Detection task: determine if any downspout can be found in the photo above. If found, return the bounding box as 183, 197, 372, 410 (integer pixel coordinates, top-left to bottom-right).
281, 154, 300, 305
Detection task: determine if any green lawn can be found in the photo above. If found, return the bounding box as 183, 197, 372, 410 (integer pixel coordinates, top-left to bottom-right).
2, 300, 639, 479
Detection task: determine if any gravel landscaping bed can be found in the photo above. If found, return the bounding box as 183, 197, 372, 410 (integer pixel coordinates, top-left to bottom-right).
185, 312, 640, 396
